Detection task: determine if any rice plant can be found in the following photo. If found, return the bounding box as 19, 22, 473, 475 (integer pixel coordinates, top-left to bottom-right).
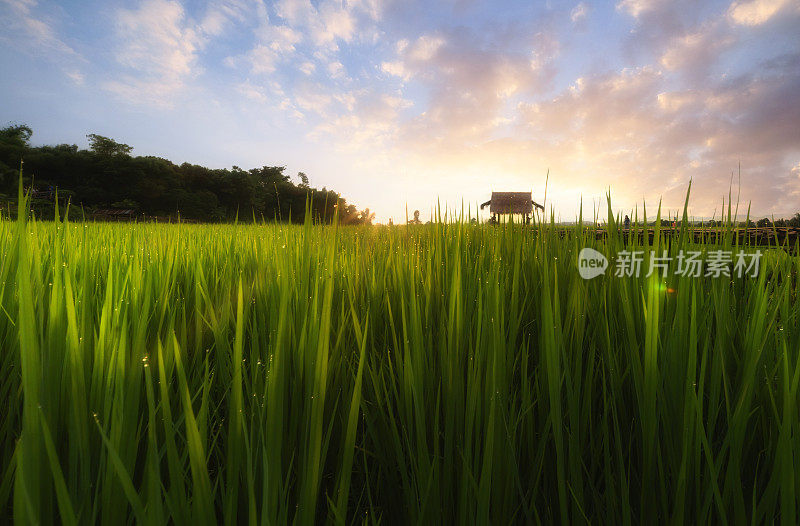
0, 184, 798, 524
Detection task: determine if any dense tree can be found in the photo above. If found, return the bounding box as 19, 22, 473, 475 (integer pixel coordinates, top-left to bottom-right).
358, 207, 376, 225
1, 125, 373, 224
86, 134, 133, 156
0, 124, 32, 189
298, 171, 309, 187
0, 124, 32, 147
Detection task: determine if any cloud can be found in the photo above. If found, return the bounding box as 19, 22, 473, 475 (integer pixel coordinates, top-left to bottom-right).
327, 60, 345, 78
273, 0, 369, 50
200, 0, 258, 36
658, 21, 736, 80
115, 0, 200, 77
246, 25, 302, 74
570, 2, 590, 23
106, 0, 270, 105
222, 0, 400, 153
65, 70, 84, 85
0, 0, 83, 79
256, 23, 303, 54
513, 55, 800, 216
381, 60, 409, 80
614, 0, 717, 68
0, 0, 75, 54
293, 82, 334, 115
406, 34, 445, 61
231, 0, 383, 81
106, 0, 205, 105
310, 89, 412, 152
727, 0, 798, 26
299, 61, 316, 75
379, 28, 558, 149
236, 80, 269, 103
615, 0, 659, 19
247, 44, 281, 74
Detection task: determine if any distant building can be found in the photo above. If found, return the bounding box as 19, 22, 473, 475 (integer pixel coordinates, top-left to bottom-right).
480, 191, 544, 224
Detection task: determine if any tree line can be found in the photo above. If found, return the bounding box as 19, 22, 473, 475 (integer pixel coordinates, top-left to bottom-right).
0, 124, 375, 224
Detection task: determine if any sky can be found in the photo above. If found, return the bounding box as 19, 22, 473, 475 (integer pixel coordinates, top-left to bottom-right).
1, 0, 799, 223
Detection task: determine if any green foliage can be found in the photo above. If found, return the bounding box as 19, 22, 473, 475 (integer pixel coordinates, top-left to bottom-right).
0, 125, 371, 224
0, 124, 32, 147
86, 134, 133, 157
0, 125, 33, 188
0, 189, 798, 524
297, 171, 310, 187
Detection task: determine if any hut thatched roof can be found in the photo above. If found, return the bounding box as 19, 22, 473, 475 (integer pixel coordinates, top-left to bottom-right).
489, 192, 532, 214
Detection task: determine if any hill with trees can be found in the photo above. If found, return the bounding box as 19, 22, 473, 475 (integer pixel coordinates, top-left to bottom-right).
0, 124, 374, 224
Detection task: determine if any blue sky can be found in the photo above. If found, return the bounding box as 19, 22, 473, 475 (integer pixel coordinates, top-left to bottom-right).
1, 0, 799, 222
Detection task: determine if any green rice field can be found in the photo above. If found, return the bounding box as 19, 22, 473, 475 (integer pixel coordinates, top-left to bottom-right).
1, 192, 799, 524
